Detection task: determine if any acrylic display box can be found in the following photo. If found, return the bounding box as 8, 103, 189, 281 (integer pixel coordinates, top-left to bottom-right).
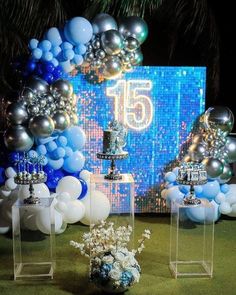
12, 198, 55, 280
169, 199, 214, 279
90, 173, 135, 241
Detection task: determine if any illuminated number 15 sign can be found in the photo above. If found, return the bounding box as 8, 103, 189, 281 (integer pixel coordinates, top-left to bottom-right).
106, 80, 153, 131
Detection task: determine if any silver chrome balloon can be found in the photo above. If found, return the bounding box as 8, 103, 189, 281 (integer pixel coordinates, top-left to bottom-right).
6, 102, 28, 125
102, 56, 122, 79
202, 157, 224, 178
29, 115, 55, 138
188, 143, 206, 162
101, 30, 124, 56
119, 16, 148, 45
130, 49, 143, 65
53, 111, 71, 131
4, 125, 34, 151
95, 49, 106, 59
21, 87, 35, 103
225, 136, 236, 163
204, 106, 234, 134
50, 80, 73, 98
125, 36, 140, 52
70, 113, 78, 125
218, 164, 233, 184
26, 77, 49, 94
92, 13, 118, 34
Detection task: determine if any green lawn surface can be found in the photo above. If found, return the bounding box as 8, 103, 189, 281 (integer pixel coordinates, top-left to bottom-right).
1, 216, 236, 295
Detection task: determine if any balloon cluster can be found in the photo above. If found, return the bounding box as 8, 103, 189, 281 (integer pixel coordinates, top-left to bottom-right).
4, 77, 78, 152
28, 13, 148, 79
183, 106, 235, 183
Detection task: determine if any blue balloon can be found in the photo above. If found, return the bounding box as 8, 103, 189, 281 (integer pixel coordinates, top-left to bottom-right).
29, 38, 39, 50
64, 17, 93, 45
46, 141, 57, 152
74, 44, 87, 55
35, 63, 44, 75
59, 60, 72, 73
61, 41, 73, 50
194, 185, 203, 194
42, 62, 55, 73
78, 179, 88, 200
63, 126, 86, 151
48, 158, 64, 170
42, 72, 54, 83
26, 59, 37, 72
51, 58, 59, 67
179, 185, 190, 194
45, 27, 62, 46
53, 147, 66, 159
44, 164, 55, 177
220, 184, 229, 194
28, 150, 38, 158
63, 151, 85, 173
165, 186, 184, 207
63, 49, 75, 60
201, 180, 220, 201
42, 51, 53, 61
73, 54, 83, 65
51, 46, 62, 57
32, 48, 42, 59
186, 200, 220, 223
172, 167, 179, 176
0, 167, 6, 184
164, 172, 176, 183
64, 146, 73, 157
38, 40, 52, 51
52, 66, 63, 79
56, 136, 67, 147
8, 152, 21, 163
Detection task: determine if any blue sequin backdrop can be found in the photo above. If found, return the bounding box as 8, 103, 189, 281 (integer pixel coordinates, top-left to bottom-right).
69, 66, 206, 212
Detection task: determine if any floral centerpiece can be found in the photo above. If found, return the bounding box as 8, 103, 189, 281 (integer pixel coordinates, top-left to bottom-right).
70, 220, 151, 293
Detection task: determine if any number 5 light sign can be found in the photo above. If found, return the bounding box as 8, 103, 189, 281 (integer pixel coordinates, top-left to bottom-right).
70, 66, 206, 213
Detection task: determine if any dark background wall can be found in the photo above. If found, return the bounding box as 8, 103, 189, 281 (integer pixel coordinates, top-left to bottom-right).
0, 0, 235, 130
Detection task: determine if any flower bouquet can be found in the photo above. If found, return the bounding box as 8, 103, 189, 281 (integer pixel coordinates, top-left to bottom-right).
70, 220, 151, 293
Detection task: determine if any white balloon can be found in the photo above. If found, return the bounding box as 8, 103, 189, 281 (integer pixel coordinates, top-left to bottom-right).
0, 226, 10, 234
56, 176, 82, 199
5, 178, 17, 191
5, 167, 17, 178
18, 183, 50, 200
80, 190, 110, 225
0, 186, 12, 197
63, 200, 85, 224
228, 204, 236, 217
215, 192, 226, 204
79, 170, 92, 182
219, 201, 232, 215
57, 192, 71, 203
225, 194, 236, 205
55, 201, 68, 213
56, 221, 68, 234
36, 209, 63, 234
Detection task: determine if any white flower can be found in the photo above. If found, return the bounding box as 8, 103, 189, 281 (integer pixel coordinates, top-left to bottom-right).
130, 267, 141, 283
114, 251, 125, 262
109, 268, 121, 281
120, 256, 131, 269
102, 255, 114, 264
113, 261, 122, 271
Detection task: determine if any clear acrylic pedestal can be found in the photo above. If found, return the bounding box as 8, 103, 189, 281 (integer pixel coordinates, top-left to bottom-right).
90, 173, 135, 235
12, 198, 55, 280
169, 199, 214, 278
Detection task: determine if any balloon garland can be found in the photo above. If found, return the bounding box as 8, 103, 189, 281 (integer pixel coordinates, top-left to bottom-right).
0, 13, 149, 234
163, 106, 236, 222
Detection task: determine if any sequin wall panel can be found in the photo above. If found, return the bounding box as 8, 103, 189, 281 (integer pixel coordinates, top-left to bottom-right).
69, 66, 206, 213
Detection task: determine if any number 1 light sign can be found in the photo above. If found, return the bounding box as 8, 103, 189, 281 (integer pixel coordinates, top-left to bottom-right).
69, 66, 206, 213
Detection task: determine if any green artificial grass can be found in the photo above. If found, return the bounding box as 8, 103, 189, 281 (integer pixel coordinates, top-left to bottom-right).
0, 216, 236, 295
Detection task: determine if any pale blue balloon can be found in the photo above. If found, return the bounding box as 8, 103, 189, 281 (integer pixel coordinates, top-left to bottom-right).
53, 147, 66, 159
62, 126, 86, 151
38, 40, 52, 51
201, 180, 220, 201
29, 38, 39, 50
46, 141, 57, 152
164, 172, 176, 183
51, 58, 59, 67
64, 146, 73, 157
166, 186, 184, 207
56, 136, 67, 147
48, 157, 64, 170
186, 200, 220, 223
63, 49, 75, 60
194, 185, 203, 194
45, 27, 62, 46
61, 41, 73, 50
42, 51, 53, 61
28, 150, 38, 158
32, 48, 42, 59
36, 144, 47, 155
59, 60, 72, 73
172, 167, 179, 176
64, 17, 93, 45
220, 183, 229, 194
74, 44, 87, 55
63, 151, 85, 173
73, 54, 83, 65
51, 46, 62, 57
179, 185, 190, 194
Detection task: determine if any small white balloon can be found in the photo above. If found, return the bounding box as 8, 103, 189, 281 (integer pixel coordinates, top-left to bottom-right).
79, 170, 92, 182
228, 204, 236, 217
219, 201, 232, 215
56, 176, 82, 199
215, 192, 226, 204
5, 178, 17, 191
5, 167, 17, 178
63, 200, 85, 224
18, 183, 50, 200
57, 192, 72, 202
0, 186, 12, 197
56, 221, 68, 234
80, 190, 110, 225
36, 209, 63, 234
55, 201, 68, 213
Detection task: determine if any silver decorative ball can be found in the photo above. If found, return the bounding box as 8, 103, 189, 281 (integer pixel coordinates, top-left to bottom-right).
225, 136, 236, 163
188, 143, 206, 162
70, 113, 78, 125
102, 56, 122, 79
218, 164, 233, 184
92, 13, 118, 34
29, 115, 55, 138
125, 36, 140, 52
50, 80, 73, 98
26, 77, 49, 94
4, 125, 34, 152
101, 30, 124, 56
202, 157, 224, 178
6, 102, 28, 125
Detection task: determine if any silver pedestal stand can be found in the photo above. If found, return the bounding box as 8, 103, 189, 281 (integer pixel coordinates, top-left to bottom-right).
97, 152, 128, 180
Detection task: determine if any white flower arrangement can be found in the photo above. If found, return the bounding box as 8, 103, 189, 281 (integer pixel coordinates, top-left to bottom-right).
70, 220, 151, 292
